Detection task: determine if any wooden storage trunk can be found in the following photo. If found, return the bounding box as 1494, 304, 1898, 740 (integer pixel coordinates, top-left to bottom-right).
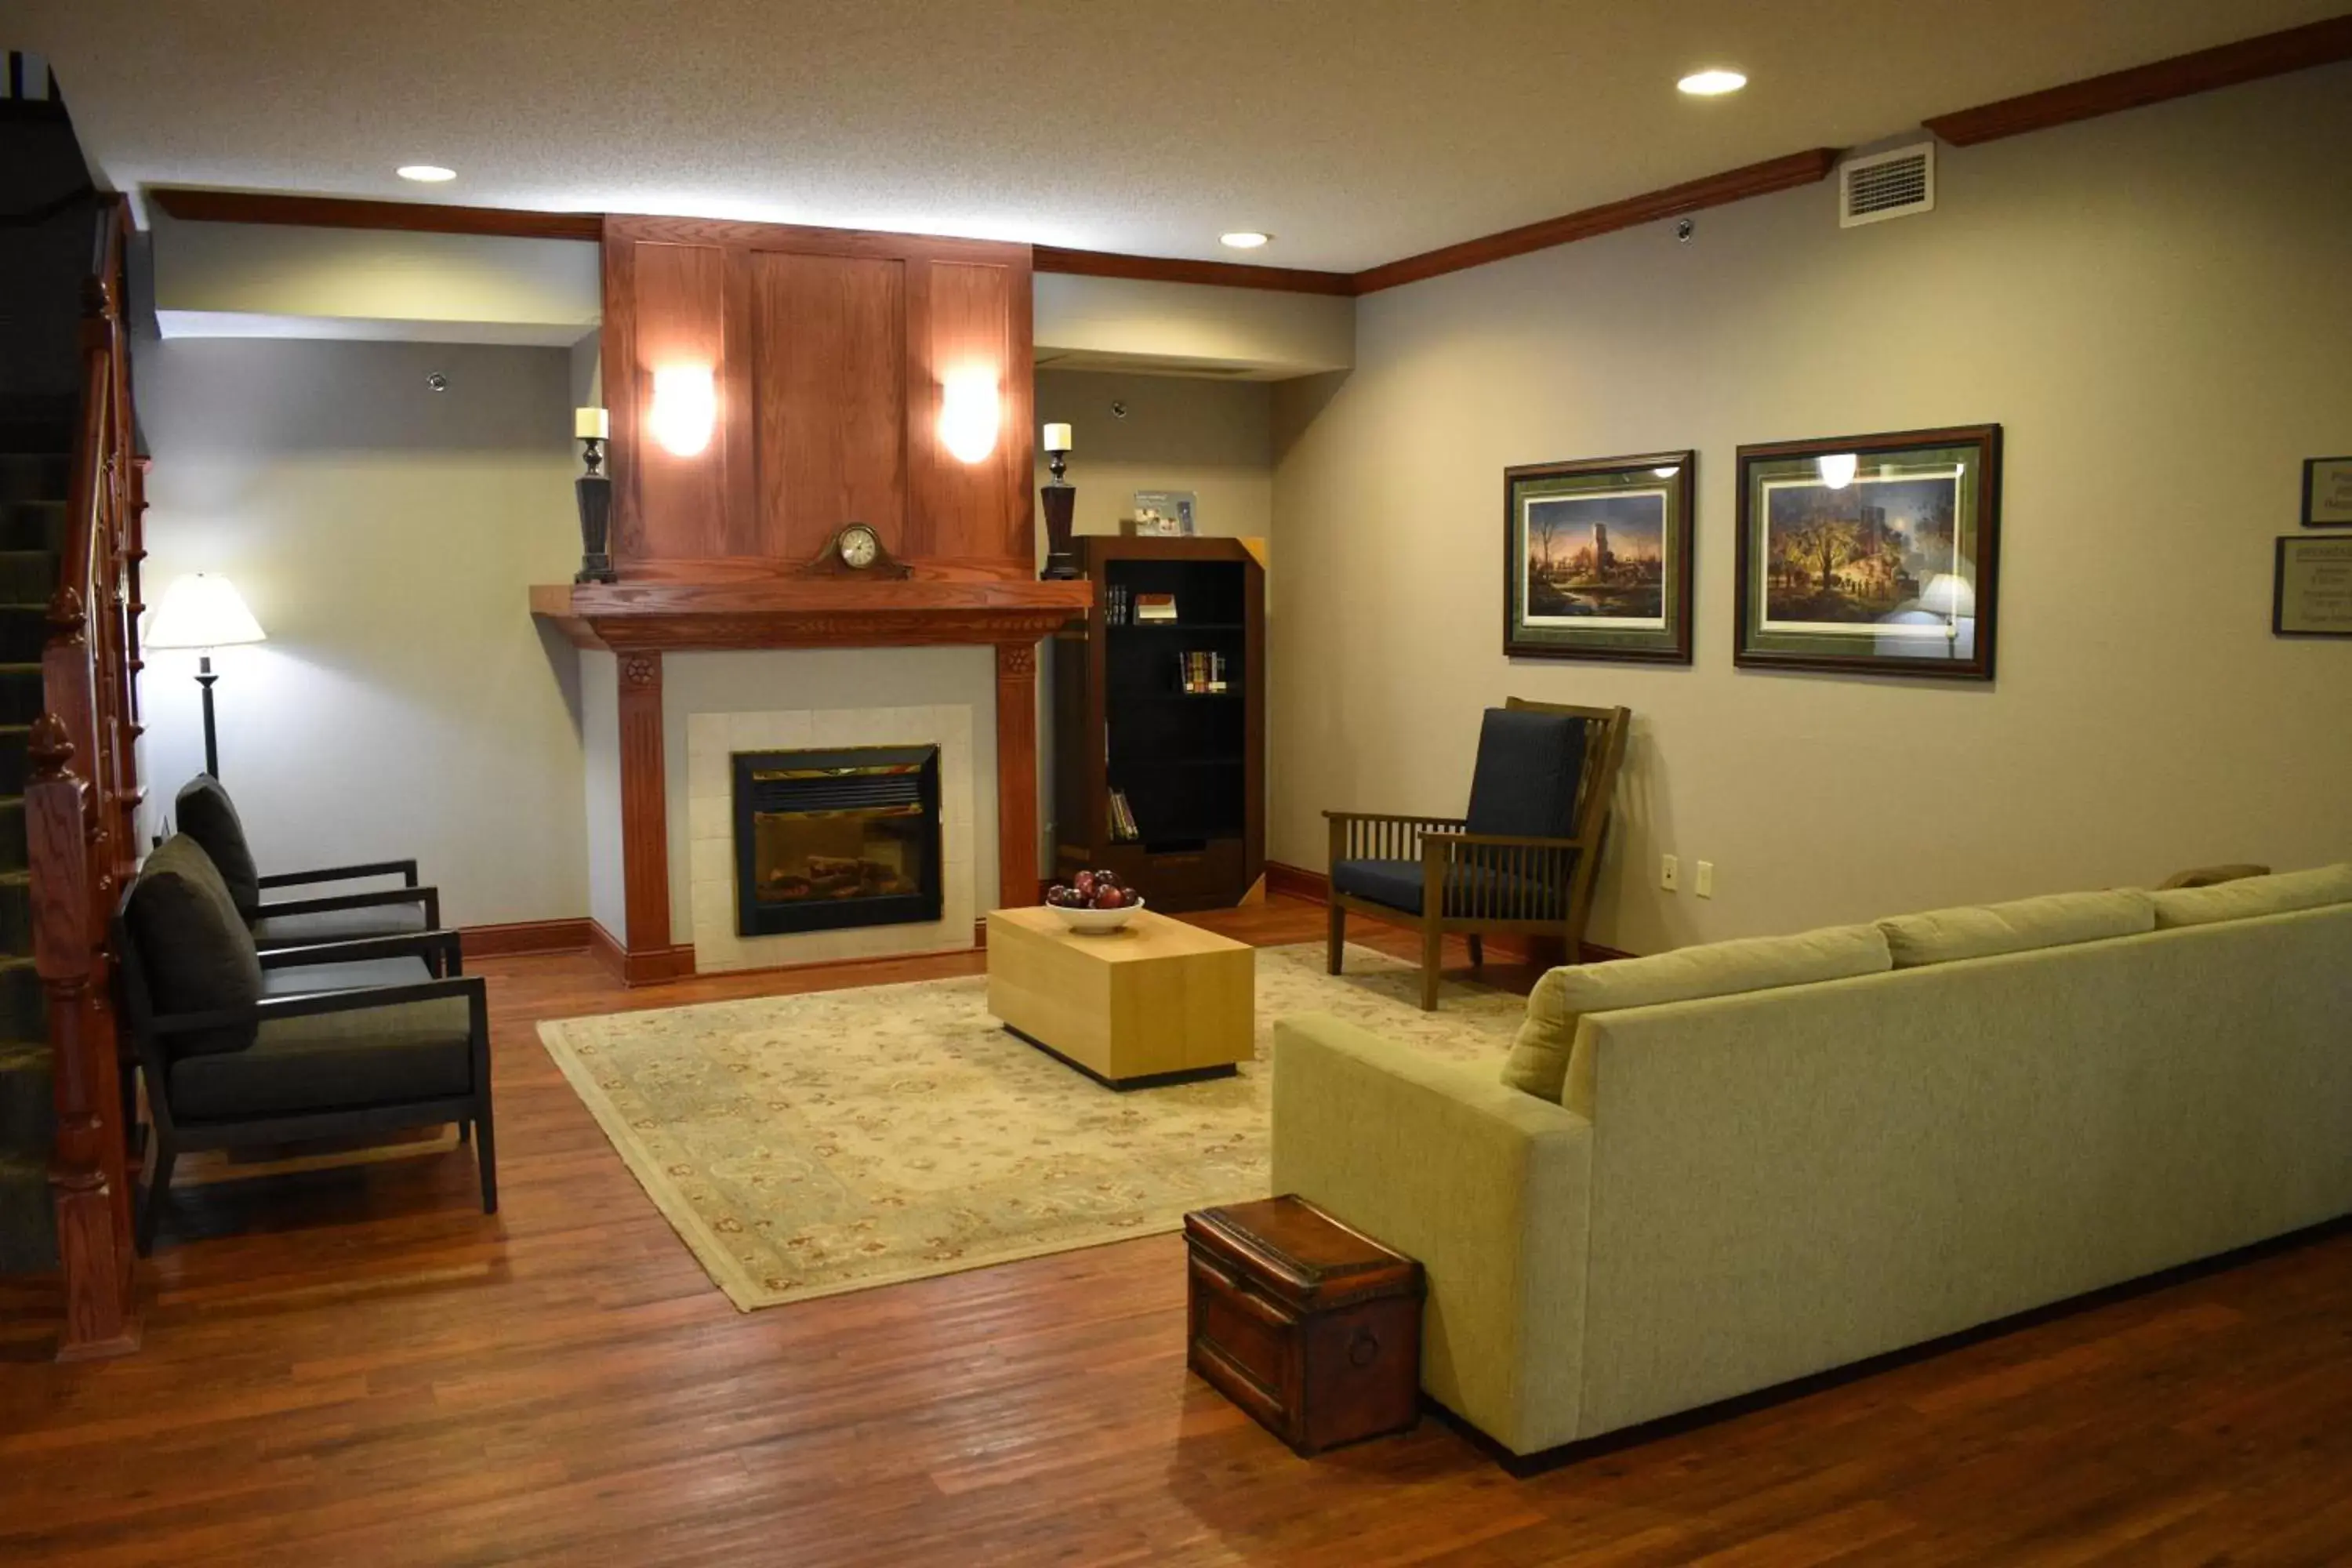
1183, 1195, 1424, 1455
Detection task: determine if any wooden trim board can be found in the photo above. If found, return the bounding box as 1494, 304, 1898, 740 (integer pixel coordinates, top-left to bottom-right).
459, 919, 593, 959
1031, 245, 1354, 296
147, 187, 604, 240
1923, 15, 2352, 146
1351, 148, 1840, 294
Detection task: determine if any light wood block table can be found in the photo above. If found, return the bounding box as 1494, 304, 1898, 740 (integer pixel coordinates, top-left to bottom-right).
985, 907, 1254, 1089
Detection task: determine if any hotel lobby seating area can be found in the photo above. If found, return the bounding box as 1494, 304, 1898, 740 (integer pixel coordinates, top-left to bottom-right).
2, 5, 2350, 1563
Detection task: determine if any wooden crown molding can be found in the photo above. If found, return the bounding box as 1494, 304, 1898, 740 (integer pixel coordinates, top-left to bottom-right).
1923, 15, 2352, 147
146, 187, 604, 241
1351, 148, 1840, 294
1032, 245, 1355, 296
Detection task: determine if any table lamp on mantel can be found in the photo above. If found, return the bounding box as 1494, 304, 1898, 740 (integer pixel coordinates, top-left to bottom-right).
143, 572, 266, 779
1040, 422, 1078, 580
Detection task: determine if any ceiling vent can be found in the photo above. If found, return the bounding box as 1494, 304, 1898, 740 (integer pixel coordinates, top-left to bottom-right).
1839, 143, 1935, 227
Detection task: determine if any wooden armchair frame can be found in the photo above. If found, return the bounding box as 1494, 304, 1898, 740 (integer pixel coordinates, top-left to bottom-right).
1325, 699, 1630, 1009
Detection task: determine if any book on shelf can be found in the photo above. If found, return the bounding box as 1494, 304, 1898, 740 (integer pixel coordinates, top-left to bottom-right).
1108, 789, 1141, 841
1134, 592, 1179, 622
1179, 650, 1231, 694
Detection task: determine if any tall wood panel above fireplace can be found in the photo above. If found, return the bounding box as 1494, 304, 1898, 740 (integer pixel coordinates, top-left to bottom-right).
601, 214, 1036, 579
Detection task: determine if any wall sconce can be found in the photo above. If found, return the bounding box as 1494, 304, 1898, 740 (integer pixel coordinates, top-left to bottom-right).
1816, 452, 1859, 489
938, 367, 1000, 465
648, 365, 717, 457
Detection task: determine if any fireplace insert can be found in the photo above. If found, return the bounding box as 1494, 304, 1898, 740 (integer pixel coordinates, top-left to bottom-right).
731, 745, 944, 937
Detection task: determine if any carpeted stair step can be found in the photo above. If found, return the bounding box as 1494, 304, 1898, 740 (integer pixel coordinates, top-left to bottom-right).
0, 604, 50, 664
0, 1151, 56, 1276
0, 455, 71, 506
0, 873, 29, 953
0, 724, 28, 797
0, 667, 42, 726
0, 959, 42, 1044
0, 551, 56, 604
0, 499, 67, 553
0, 1039, 53, 1156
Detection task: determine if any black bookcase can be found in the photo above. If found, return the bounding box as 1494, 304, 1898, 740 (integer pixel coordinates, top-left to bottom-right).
1050, 537, 1266, 911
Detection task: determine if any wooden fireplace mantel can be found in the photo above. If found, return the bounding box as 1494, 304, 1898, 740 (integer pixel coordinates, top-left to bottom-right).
531, 575, 1093, 984
529, 577, 1092, 652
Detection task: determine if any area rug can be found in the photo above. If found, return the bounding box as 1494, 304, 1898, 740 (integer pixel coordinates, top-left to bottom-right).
538, 942, 1526, 1309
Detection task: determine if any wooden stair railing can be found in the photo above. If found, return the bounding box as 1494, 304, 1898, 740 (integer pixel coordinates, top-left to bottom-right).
33, 194, 143, 1359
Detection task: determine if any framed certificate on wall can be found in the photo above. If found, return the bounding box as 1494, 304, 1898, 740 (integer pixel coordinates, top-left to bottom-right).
2303, 456, 2352, 527
2274, 535, 2352, 637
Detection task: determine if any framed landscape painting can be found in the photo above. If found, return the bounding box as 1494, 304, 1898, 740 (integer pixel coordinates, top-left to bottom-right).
1734, 424, 2002, 681
1504, 450, 1694, 662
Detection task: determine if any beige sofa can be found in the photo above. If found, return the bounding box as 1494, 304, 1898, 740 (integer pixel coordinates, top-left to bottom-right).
1270, 866, 2352, 1457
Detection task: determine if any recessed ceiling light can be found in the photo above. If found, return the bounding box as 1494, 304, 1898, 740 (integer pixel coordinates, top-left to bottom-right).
1676, 69, 1747, 96
396, 165, 457, 183
1219, 231, 1270, 249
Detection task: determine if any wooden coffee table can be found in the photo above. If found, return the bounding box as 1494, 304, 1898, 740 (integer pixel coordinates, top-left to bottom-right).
985, 906, 1254, 1089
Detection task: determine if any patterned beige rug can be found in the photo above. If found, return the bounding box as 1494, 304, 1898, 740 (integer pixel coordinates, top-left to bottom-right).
539, 942, 1527, 1309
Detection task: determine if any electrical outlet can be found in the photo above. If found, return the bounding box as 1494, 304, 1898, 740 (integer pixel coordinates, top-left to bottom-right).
1697, 860, 1715, 898
1661, 853, 1679, 892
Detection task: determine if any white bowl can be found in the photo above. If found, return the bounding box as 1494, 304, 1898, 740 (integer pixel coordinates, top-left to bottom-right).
1047, 896, 1145, 935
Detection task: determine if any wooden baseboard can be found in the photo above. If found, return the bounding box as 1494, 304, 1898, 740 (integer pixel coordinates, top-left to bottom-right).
589, 919, 989, 983
587, 921, 695, 985
1264, 859, 1635, 964
459, 918, 593, 959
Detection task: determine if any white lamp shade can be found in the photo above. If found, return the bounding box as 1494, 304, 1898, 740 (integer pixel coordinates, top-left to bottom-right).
145, 573, 266, 649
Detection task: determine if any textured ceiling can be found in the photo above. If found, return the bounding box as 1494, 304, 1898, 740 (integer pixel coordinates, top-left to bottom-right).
18, 1, 2347, 271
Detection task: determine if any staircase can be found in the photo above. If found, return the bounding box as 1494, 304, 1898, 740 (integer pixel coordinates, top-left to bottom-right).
0, 443, 62, 1272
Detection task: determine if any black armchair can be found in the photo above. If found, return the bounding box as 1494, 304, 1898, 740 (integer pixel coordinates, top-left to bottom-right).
173, 773, 446, 953
116, 834, 495, 1254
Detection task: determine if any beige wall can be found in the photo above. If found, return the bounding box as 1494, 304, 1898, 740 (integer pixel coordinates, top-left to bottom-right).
1271, 66, 2352, 956
1034, 272, 1352, 379
151, 216, 600, 346
1033, 369, 1273, 542
134, 336, 590, 927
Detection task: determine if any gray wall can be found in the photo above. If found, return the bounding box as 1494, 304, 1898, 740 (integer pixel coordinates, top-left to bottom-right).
134, 336, 589, 926
1270, 66, 2352, 956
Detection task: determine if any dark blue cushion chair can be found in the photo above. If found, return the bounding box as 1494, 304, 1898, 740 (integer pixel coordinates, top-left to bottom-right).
1326, 699, 1629, 1009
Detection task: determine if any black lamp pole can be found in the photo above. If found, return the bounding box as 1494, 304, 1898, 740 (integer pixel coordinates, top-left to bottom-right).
194, 652, 220, 777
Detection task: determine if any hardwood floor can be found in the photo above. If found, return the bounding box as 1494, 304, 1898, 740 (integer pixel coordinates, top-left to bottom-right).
4, 896, 2350, 1565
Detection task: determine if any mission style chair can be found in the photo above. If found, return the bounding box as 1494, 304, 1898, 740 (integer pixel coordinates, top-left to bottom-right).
1325, 699, 1630, 1010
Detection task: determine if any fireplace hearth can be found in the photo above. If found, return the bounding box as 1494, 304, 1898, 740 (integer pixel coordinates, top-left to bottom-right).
732, 746, 944, 937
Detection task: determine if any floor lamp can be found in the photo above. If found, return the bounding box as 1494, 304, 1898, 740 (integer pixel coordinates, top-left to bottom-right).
143, 573, 267, 779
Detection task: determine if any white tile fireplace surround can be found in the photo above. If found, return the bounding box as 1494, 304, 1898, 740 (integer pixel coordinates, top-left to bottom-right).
685, 705, 977, 973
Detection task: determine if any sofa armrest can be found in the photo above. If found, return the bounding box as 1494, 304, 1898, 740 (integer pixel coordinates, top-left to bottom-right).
1269, 1012, 1593, 1454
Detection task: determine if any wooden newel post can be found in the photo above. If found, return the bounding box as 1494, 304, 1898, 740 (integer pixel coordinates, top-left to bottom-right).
28, 715, 140, 1360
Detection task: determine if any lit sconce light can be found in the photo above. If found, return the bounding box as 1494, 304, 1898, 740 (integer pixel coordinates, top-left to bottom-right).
1653, 465, 1681, 478
648, 365, 716, 457
1816, 452, 1859, 489
939, 367, 1001, 465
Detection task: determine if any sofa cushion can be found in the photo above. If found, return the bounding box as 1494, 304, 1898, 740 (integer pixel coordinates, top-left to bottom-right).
260, 956, 434, 996
2151, 863, 2352, 929
1465, 708, 1588, 840
167, 996, 474, 1122
1878, 889, 2155, 968
1501, 924, 1892, 1106
123, 834, 264, 1058
174, 774, 262, 919
1331, 857, 1566, 920
252, 902, 432, 947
